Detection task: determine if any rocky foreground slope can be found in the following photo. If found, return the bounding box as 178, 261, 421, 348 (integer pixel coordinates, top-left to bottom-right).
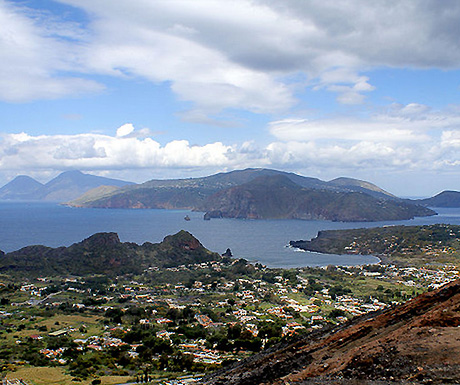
201, 279, 460, 384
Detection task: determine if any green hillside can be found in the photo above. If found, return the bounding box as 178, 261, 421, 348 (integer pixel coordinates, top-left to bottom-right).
0, 231, 220, 278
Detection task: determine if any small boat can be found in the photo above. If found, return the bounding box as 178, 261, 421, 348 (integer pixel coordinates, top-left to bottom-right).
184, 215, 191, 221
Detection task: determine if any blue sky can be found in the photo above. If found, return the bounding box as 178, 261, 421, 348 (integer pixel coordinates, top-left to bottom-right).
1, 0, 460, 197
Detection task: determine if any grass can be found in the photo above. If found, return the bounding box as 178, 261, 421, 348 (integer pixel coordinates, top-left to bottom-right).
35, 314, 103, 333
5, 367, 132, 385
0, 314, 104, 346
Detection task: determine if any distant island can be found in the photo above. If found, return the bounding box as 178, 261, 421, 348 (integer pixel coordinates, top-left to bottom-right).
62, 168, 435, 222
0, 170, 133, 202
2, 167, 454, 222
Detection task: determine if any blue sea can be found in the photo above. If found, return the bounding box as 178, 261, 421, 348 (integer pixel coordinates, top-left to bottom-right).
1, 202, 460, 268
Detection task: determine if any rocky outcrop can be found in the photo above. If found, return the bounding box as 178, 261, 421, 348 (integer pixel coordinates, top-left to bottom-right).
204, 210, 223, 220
79, 232, 121, 249
161, 230, 203, 251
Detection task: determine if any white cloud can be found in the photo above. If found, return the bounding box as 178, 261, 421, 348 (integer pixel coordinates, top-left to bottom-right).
0, 0, 103, 101
3, 104, 460, 181
116, 123, 135, 138
0, 126, 239, 174
52, 0, 296, 115
263, 139, 430, 178
262, 103, 460, 175
441, 131, 460, 148
269, 117, 424, 143
269, 103, 460, 144
53, 136, 107, 160
3, 0, 460, 111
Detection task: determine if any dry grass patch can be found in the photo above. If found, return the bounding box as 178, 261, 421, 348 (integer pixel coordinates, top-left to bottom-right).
36, 314, 101, 329
5, 366, 70, 385
5, 367, 132, 385
32, 314, 103, 337
100, 375, 133, 384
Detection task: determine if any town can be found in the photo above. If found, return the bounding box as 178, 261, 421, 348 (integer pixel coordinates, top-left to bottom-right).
1, 248, 459, 385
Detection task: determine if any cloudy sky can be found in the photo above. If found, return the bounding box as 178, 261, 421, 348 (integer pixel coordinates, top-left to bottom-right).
1, 0, 460, 197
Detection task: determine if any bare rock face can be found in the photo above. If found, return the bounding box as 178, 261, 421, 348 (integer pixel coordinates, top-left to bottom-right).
201, 279, 460, 385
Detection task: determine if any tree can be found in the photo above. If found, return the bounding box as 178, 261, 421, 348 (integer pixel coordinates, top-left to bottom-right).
227, 323, 241, 340
105, 308, 123, 324
328, 309, 346, 319
258, 322, 282, 339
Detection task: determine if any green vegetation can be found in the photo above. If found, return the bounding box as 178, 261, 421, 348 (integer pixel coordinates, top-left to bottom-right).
0, 227, 459, 384
0, 230, 220, 278
291, 224, 460, 266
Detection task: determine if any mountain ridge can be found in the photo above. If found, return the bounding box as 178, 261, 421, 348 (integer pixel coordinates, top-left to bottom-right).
0, 170, 133, 202
68, 168, 396, 206
1, 168, 441, 222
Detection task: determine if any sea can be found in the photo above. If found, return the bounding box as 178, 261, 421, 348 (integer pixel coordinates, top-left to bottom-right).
2, 201, 460, 268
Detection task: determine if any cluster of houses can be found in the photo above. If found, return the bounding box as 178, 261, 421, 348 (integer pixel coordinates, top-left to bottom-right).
4, 255, 460, 385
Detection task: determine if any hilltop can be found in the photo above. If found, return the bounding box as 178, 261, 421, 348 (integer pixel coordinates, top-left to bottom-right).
0, 175, 43, 200
416, 190, 460, 207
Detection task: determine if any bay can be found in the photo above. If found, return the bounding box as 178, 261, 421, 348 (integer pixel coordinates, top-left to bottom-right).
1, 202, 460, 268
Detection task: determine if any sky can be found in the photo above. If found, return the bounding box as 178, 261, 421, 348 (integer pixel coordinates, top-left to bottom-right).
1, 0, 460, 197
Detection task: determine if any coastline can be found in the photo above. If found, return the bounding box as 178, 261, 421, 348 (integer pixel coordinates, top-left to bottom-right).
285, 244, 381, 267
